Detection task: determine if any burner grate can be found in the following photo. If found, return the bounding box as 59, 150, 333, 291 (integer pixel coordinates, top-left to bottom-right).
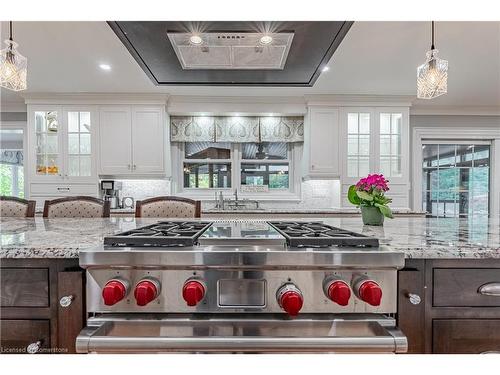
268, 222, 379, 248
104, 221, 213, 247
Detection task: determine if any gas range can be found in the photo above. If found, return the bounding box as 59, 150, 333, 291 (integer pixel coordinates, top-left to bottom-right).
76, 220, 407, 353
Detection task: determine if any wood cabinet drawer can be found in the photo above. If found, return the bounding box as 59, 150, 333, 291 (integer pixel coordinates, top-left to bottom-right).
1, 268, 49, 307
0, 320, 50, 353
433, 319, 500, 354
433, 268, 500, 307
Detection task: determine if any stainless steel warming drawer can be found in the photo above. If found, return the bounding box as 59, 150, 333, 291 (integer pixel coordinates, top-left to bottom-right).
76, 314, 407, 353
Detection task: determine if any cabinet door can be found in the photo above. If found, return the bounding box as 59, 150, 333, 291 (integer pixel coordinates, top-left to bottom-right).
131, 106, 165, 174
433, 320, 500, 354
99, 106, 132, 175
307, 107, 339, 177
63, 106, 98, 182
29, 105, 64, 181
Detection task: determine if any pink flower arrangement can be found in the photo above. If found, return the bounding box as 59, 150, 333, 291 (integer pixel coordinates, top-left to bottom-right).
355, 174, 390, 193
348, 174, 393, 219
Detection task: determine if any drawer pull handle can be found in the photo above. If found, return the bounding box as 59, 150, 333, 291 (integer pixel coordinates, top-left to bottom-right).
57, 187, 70, 191
59, 294, 74, 308
405, 292, 421, 305
27, 341, 41, 354
478, 282, 500, 296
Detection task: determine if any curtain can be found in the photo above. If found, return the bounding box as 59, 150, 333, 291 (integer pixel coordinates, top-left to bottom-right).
171, 116, 304, 143
0, 150, 23, 166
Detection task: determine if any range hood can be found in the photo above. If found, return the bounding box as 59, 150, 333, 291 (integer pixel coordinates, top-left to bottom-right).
167, 32, 294, 70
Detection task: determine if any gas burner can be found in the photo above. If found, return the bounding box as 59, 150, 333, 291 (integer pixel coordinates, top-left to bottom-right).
268, 222, 379, 248
104, 221, 213, 247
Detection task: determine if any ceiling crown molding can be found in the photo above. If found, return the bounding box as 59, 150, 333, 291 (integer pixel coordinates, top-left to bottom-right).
305, 94, 415, 107
410, 105, 500, 116
23, 93, 170, 105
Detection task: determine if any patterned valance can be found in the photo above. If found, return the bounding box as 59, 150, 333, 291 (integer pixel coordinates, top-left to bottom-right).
170, 116, 304, 143
0, 150, 23, 166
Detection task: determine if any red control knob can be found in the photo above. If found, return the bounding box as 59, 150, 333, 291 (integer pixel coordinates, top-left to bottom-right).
358, 280, 382, 306
326, 280, 351, 306
102, 279, 127, 306
277, 285, 303, 316
134, 279, 160, 306
182, 280, 206, 306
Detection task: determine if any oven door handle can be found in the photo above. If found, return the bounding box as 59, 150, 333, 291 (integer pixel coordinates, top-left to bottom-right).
76, 321, 407, 354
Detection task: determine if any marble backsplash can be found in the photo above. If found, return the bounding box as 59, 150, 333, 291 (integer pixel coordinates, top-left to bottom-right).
115, 179, 340, 209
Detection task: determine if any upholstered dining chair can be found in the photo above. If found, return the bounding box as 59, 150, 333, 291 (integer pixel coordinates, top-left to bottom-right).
0, 196, 36, 218
43, 196, 110, 218
135, 196, 201, 218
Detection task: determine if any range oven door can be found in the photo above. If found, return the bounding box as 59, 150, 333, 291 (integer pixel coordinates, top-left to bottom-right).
76, 314, 407, 353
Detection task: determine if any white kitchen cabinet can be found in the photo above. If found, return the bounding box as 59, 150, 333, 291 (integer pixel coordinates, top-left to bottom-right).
27, 105, 98, 183
131, 106, 165, 174
99, 106, 133, 175
303, 107, 340, 178
339, 106, 410, 208
99, 105, 165, 176
27, 104, 99, 204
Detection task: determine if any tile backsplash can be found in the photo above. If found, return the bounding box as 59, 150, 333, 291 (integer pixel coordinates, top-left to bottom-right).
118, 179, 171, 201
115, 179, 340, 209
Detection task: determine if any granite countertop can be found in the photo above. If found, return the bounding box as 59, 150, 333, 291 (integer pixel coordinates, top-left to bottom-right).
0, 216, 498, 259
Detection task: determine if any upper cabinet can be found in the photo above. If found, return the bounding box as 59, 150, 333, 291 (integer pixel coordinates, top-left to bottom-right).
28, 105, 98, 183
99, 105, 165, 176
339, 106, 410, 208
303, 106, 340, 179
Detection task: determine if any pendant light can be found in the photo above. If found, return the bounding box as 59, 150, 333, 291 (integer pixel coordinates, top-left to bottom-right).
0, 21, 27, 91
417, 21, 448, 99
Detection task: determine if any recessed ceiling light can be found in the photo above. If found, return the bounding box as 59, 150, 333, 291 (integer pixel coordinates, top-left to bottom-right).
322, 66, 330, 72
99, 64, 111, 71
189, 35, 203, 45
259, 35, 273, 45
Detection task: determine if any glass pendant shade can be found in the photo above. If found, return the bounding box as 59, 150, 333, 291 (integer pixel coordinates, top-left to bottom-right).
417, 48, 448, 100
0, 39, 27, 91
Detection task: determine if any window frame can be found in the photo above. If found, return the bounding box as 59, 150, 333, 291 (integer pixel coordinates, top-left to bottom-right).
412, 126, 500, 216
172, 141, 302, 200
420, 140, 491, 217
0, 121, 27, 198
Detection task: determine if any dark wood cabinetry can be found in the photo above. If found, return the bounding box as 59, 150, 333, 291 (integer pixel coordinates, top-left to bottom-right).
397, 259, 500, 354
0, 258, 84, 354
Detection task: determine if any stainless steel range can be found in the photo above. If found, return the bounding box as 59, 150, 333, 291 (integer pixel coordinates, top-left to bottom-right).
76, 220, 407, 353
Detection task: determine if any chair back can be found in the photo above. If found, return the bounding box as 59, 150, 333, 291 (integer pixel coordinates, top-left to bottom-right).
43, 196, 110, 218
0, 196, 36, 218
135, 196, 201, 218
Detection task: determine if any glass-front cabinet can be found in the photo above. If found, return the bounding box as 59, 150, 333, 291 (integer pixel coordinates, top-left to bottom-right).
28, 105, 97, 182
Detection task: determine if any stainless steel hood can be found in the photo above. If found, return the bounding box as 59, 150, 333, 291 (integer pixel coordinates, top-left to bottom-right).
167, 32, 294, 70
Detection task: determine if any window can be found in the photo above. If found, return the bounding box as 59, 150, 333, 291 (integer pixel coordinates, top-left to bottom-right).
180, 141, 293, 192
0, 129, 24, 198
347, 113, 370, 177
183, 142, 232, 188
240, 142, 289, 190
380, 113, 402, 177
422, 143, 490, 217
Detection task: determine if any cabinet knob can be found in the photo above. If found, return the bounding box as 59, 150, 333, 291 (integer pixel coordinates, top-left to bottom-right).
406, 292, 421, 305
27, 341, 41, 354
127, 164, 131, 170
311, 164, 315, 169
59, 294, 74, 308
133, 164, 137, 170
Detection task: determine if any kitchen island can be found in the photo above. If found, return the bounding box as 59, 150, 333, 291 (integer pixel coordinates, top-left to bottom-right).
1, 216, 498, 259
1, 216, 499, 354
